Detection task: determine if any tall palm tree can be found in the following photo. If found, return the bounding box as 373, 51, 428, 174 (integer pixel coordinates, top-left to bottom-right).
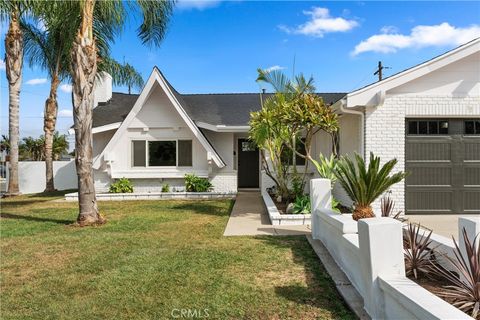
1, 1, 26, 195
22, 4, 144, 192
70, 0, 173, 226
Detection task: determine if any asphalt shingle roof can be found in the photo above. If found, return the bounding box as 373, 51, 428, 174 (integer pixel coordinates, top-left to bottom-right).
93, 93, 138, 128
92, 91, 346, 128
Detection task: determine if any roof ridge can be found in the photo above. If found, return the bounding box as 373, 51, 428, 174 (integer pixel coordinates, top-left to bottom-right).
181, 92, 347, 96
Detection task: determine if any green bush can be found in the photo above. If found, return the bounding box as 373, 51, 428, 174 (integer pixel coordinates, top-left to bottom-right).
184, 174, 213, 192
109, 178, 134, 193
161, 184, 170, 193
293, 195, 311, 214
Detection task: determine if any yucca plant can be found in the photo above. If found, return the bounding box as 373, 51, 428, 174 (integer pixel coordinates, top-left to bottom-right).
404, 223, 435, 279
431, 228, 480, 318
334, 152, 407, 220
380, 192, 406, 222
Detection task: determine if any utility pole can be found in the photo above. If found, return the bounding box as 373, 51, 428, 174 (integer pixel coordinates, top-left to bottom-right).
374, 61, 390, 81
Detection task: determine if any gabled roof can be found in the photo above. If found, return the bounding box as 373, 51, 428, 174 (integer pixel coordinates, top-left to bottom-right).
92, 92, 346, 128
346, 37, 480, 107
93, 67, 226, 169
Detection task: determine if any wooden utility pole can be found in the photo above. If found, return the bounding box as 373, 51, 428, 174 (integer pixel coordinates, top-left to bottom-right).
374, 61, 390, 81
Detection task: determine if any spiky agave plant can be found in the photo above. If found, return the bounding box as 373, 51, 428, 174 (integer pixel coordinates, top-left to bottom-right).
404, 223, 435, 279
431, 228, 480, 318
334, 152, 407, 220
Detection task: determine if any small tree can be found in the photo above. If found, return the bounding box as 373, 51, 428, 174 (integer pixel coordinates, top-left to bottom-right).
250, 94, 294, 200
255, 68, 339, 192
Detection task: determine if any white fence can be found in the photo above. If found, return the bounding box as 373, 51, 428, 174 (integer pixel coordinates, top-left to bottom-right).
310, 178, 474, 320
5, 161, 77, 194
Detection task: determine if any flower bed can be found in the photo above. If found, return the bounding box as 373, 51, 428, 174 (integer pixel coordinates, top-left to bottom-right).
262, 190, 311, 225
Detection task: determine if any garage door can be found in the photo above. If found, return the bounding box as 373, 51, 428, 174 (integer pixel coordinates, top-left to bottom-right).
405, 119, 480, 214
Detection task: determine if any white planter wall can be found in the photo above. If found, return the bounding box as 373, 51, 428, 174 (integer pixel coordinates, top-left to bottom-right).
310, 178, 474, 320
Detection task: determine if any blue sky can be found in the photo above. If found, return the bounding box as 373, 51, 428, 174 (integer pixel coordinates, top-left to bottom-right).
1, 1, 479, 141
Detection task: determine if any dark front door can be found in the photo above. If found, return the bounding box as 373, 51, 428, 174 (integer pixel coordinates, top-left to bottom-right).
238, 139, 259, 188
405, 119, 480, 214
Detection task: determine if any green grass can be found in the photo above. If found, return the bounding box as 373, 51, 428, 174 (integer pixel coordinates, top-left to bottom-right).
0, 192, 354, 320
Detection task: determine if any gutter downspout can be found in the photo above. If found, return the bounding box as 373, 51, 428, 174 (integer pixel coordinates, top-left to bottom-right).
338, 98, 365, 160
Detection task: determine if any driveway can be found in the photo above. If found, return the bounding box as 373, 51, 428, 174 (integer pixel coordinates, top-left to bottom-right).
405, 214, 480, 239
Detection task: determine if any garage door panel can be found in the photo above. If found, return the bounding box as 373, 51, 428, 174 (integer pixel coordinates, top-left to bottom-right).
464, 191, 480, 211
406, 166, 451, 186
406, 142, 452, 161
464, 167, 480, 186
464, 142, 480, 161
406, 190, 453, 212
406, 118, 480, 215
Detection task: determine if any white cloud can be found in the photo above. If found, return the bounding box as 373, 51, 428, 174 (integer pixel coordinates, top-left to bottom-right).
279, 7, 359, 38
353, 22, 480, 55
176, 0, 221, 10
26, 78, 47, 85
264, 65, 285, 73
58, 109, 73, 117
40, 109, 73, 117
0, 59, 5, 70
60, 84, 73, 93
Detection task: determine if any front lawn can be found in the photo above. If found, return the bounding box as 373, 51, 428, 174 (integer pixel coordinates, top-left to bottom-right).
0, 193, 353, 319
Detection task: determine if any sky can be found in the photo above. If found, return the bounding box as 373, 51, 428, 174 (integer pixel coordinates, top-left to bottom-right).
1, 1, 479, 142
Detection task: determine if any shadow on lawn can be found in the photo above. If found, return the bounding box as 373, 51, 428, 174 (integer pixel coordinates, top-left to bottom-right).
171, 200, 235, 217
0, 212, 72, 225
257, 236, 353, 317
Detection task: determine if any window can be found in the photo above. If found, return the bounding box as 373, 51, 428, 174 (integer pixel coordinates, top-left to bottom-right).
408, 120, 449, 135
132, 140, 146, 167
281, 137, 306, 166
178, 140, 193, 166
132, 140, 192, 167
149, 141, 176, 166
464, 120, 480, 135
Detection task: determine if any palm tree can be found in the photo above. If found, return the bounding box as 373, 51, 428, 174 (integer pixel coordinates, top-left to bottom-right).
1, 1, 26, 195
334, 152, 408, 220
20, 136, 43, 161
22, 5, 144, 192
70, 0, 173, 226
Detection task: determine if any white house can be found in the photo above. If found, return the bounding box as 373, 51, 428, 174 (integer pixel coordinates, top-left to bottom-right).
91, 38, 479, 214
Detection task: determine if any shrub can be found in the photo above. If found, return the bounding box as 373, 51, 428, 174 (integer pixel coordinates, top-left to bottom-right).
334, 152, 407, 220
161, 184, 170, 193
380, 192, 406, 222
404, 223, 435, 279
184, 174, 213, 192
293, 195, 311, 214
109, 178, 134, 193
431, 228, 480, 318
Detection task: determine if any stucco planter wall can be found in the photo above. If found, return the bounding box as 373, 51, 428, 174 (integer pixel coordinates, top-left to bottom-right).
65, 192, 236, 201
261, 190, 311, 225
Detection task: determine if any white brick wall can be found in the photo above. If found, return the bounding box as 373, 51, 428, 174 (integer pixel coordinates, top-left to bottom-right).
209, 171, 237, 193
365, 94, 479, 215
94, 171, 238, 193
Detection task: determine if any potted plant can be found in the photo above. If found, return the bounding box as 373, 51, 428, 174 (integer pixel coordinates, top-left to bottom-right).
334, 152, 407, 220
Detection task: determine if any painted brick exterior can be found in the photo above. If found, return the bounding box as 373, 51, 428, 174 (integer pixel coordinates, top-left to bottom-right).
94, 170, 238, 193
365, 94, 480, 215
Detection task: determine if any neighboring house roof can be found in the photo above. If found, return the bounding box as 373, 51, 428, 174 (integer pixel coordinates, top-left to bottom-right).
92, 92, 346, 128
346, 37, 480, 108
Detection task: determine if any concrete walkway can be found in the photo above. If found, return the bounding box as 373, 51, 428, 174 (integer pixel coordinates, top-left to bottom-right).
406, 214, 480, 239
223, 190, 311, 236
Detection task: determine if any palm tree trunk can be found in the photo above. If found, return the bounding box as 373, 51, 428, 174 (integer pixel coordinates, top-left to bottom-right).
70, 0, 105, 226
5, 8, 23, 196
43, 76, 60, 192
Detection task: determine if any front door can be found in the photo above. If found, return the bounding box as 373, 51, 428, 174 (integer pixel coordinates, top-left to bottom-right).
238, 139, 259, 188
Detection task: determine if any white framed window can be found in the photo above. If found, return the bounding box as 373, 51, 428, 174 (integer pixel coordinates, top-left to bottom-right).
131, 140, 192, 167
